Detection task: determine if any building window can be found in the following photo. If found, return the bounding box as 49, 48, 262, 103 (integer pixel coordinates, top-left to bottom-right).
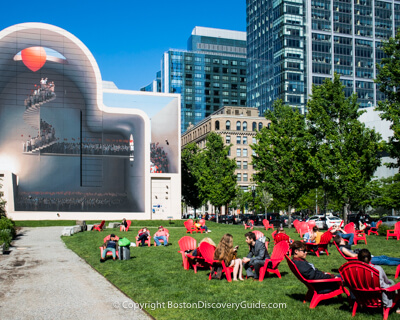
236, 136, 241, 144
243, 149, 248, 157
258, 122, 263, 130
237, 161, 241, 169
226, 135, 231, 144
236, 121, 241, 130
237, 173, 242, 181
252, 137, 256, 144
243, 161, 248, 169
215, 120, 220, 130
226, 120, 231, 130
243, 136, 247, 144
252, 122, 257, 131
243, 173, 248, 182
236, 148, 241, 157
243, 121, 247, 131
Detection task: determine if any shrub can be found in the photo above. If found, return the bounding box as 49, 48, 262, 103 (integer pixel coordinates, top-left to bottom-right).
0, 216, 16, 238
378, 224, 391, 236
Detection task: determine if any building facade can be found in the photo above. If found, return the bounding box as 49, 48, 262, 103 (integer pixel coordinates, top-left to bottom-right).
246, 0, 400, 115
181, 106, 270, 190
161, 27, 247, 133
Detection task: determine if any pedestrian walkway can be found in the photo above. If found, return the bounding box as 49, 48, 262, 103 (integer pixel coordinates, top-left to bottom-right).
0, 227, 151, 320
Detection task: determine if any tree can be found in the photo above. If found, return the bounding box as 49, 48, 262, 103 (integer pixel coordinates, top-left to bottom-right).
0, 179, 6, 218
375, 30, 400, 169
259, 190, 273, 220
307, 73, 383, 223
181, 143, 203, 217
252, 100, 314, 227
230, 187, 252, 215
196, 132, 237, 217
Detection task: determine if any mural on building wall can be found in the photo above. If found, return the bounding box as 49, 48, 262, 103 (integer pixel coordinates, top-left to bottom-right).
0, 24, 182, 213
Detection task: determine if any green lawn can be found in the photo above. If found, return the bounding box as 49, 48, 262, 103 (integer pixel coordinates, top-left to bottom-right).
62, 221, 400, 320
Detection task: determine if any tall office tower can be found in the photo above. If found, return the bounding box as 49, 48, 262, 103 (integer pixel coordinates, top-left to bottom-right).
140, 71, 161, 93
246, 0, 400, 115
161, 27, 247, 132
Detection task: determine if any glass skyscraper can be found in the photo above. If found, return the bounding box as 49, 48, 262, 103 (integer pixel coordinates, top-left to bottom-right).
161, 27, 247, 132
247, 0, 400, 114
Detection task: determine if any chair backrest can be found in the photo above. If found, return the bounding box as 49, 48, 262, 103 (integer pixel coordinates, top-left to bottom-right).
285, 255, 309, 285
333, 242, 357, 260
262, 219, 269, 227
184, 220, 193, 230
178, 236, 197, 252
103, 235, 120, 242
138, 228, 150, 236
293, 219, 300, 228
198, 241, 216, 263
307, 220, 316, 228
319, 231, 333, 244
298, 222, 309, 234
126, 220, 132, 229
270, 241, 290, 260
395, 221, 400, 232
344, 222, 355, 234
252, 230, 264, 240
98, 220, 105, 228
339, 261, 383, 307
376, 220, 382, 228
274, 233, 290, 244
199, 219, 206, 226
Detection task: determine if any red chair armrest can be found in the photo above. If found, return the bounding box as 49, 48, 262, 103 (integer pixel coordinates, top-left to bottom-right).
307, 277, 343, 284
385, 282, 400, 292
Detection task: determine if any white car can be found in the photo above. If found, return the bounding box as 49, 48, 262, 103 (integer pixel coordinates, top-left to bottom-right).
380, 216, 400, 227
306, 215, 325, 229
324, 216, 343, 229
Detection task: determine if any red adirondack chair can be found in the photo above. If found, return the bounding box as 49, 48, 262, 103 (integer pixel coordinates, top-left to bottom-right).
199, 219, 206, 227
257, 241, 289, 281
297, 222, 310, 238
245, 220, 255, 230
395, 264, 400, 279
339, 261, 400, 320
135, 229, 151, 247
273, 233, 291, 245
293, 219, 300, 229
120, 220, 132, 232
262, 219, 274, 230
153, 228, 169, 246
368, 220, 382, 236
344, 222, 367, 245
307, 220, 316, 230
285, 255, 350, 308
99, 235, 120, 259
386, 221, 400, 240
252, 230, 269, 251
184, 220, 197, 234
305, 231, 333, 257
92, 220, 105, 231
178, 236, 197, 270
199, 241, 233, 282
333, 242, 358, 261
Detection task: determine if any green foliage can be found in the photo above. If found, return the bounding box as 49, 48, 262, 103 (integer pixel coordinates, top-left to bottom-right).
0, 229, 12, 249
0, 216, 16, 238
306, 73, 382, 220
252, 100, 314, 216
181, 142, 204, 210
230, 187, 253, 213
378, 223, 392, 236
375, 30, 400, 168
196, 132, 237, 208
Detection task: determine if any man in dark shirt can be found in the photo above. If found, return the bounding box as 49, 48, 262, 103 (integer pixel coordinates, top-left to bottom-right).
291, 241, 340, 293
242, 232, 270, 280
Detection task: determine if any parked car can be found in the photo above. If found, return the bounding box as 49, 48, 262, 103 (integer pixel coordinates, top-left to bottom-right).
324, 216, 343, 229
380, 215, 400, 227
306, 215, 326, 229
217, 215, 235, 224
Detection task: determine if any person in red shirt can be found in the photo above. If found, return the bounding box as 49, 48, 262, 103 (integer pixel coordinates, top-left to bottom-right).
154, 226, 169, 246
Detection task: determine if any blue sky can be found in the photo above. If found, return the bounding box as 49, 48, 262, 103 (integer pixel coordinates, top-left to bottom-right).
1, 0, 246, 91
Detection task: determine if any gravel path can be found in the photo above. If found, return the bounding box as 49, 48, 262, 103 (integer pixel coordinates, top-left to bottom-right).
0, 227, 152, 320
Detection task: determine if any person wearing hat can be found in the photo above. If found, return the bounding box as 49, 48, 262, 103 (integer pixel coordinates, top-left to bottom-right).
100, 234, 118, 262
154, 226, 169, 246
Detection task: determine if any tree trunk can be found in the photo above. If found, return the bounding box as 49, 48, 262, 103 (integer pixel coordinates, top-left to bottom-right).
288, 205, 292, 229
343, 203, 350, 225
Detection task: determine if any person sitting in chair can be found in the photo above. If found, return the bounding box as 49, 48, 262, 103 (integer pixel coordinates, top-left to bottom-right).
214, 234, 243, 281
334, 235, 400, 265
154, 226, 169, 246
245, 219, 254, 229
330, 224, 355, 245
358, 248, 400, 314
242, 232, 270, 280
120, 218, 128, 232
100, 234, 118, 262
137, 227, 150, 247
291, 241, 340, 293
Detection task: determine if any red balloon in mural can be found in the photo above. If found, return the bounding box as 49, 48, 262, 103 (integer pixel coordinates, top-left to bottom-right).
21, 47, 46, 72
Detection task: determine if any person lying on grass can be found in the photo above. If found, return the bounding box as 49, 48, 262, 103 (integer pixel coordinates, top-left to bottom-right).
334, 235, 400, 266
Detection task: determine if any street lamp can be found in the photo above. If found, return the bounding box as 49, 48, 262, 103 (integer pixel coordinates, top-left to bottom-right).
251, 184, 256, 215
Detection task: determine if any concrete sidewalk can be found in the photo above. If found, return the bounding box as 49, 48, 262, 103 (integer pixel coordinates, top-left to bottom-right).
0, 227, 151, 320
